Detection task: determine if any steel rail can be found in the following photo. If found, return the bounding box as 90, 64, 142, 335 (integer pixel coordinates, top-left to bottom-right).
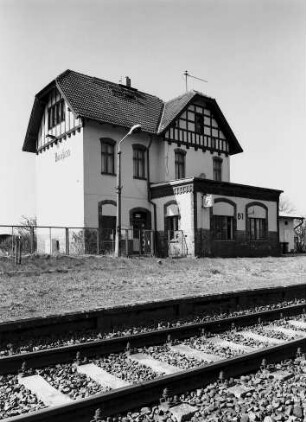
3, 337, 306, 422
1, 302, 305, 376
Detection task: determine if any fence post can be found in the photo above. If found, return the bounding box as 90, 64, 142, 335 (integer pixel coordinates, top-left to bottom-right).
151, 231, 154, 256
65, 228, 69, 255
167, 230, 170, 257
49, 227, 52, 255
125, 229, 129, 256
97, 229, 100, 255
30, 226, 35, 254
11, 226, 14, 256
15, 236, 22, 265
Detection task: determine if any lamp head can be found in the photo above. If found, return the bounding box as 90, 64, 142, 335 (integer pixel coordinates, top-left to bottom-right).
46, 134, 58, 141
128, 124, 142, 135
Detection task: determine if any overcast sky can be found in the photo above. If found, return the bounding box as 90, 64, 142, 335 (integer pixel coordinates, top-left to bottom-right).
0, 0, 305, 224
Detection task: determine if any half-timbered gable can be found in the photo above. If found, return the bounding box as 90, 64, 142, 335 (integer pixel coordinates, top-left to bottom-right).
37, 88, 82, 151
159, 92, 242, 157
37, 87, 82, 152
164, 101, 229, 155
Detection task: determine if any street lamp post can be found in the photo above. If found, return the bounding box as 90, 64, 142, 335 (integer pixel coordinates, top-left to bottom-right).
114, 124, 141, 257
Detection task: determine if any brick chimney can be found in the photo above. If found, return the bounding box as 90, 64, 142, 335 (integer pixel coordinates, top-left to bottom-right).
125, 76, 131, 88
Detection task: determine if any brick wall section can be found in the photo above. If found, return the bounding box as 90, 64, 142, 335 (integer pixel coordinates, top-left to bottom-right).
156, 231, 168, 257
195, 229, 280, 257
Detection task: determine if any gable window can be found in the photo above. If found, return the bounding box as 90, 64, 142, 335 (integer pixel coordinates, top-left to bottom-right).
246, 203, 268, 240
195, 113, 204, 135
133, 145, 146, 179
213, 157, 222, 181
48, 99, 65, 129
175, 149, 186, 179
101, 139, 115, 175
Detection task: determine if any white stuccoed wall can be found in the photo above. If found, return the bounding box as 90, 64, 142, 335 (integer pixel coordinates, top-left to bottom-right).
83, 122, 153, 229
197, 193, 278, 232
155, 142, 230, 183
279, 218, 295, 251
153, 190, 195, 255
36, 130, 85, 227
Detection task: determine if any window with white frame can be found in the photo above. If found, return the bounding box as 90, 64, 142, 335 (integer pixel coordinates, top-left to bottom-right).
133, 145, 146, 179
101, 139, 115, 175
247, 204, 268, 240
175, 149, 186, 179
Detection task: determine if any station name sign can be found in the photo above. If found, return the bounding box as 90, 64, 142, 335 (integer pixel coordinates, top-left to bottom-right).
55, 148, 71, 162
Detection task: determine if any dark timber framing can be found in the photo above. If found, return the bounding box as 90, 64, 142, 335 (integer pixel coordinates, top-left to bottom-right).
162, 96, 242, 156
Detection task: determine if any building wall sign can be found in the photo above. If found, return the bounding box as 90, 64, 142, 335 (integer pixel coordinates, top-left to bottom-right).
203, 194, 214, 208
55, 148, 71, 162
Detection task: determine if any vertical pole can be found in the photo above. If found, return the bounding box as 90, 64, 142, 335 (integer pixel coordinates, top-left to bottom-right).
11, 226, 14, 256
139, 229, 141, 256
83, 229, 86, 254
30, 227, 34, 254
115, 148, 122, 257
65, 228, 69, 255
15, 236, 21, 264
184, 70, 188, 92
125, 229, 129, 256
49, 227, 52, 255
151, 231, 154, 255
97, 229, 100, 255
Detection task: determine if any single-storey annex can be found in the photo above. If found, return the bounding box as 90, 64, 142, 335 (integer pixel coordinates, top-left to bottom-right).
23, 69, 282, 257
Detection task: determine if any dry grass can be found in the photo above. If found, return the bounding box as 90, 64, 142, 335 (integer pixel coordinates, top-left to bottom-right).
1, 254, 306, 323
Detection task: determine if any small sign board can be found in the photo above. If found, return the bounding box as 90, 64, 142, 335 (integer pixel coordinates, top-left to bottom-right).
202, 194, 214, 208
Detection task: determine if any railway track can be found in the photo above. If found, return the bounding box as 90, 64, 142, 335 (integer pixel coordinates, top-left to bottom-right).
2, 302, 306, 422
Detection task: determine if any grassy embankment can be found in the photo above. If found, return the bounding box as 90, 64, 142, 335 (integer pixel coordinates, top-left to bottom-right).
0, 255, 306, 322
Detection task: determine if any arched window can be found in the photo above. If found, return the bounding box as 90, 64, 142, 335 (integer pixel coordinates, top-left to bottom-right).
133, 144, 146, 179
175, 149, 186, 179
164, 201, 180, 236
100, 138, 115, 175
212, 199, 236, 240
246, 203, 268, 240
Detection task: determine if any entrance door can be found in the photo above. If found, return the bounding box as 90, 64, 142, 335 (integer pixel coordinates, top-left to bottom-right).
131, 211, 149, 254
99, 215, 116, 254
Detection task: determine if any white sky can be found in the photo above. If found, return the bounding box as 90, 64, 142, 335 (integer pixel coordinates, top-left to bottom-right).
0, 0, 305, 224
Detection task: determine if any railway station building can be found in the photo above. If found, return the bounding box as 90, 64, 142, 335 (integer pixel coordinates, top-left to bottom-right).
23, 70, 282, 257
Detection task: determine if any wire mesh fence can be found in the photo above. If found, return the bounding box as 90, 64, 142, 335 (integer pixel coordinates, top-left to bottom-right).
0, 226, 156, 257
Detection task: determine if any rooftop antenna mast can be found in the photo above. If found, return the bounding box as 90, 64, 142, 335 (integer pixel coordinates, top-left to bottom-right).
184, 70, 208, 92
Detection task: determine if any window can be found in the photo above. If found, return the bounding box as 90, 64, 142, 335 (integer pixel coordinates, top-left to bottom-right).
175, 149, 186, 179
133, 145, 146, 179
166, 215, 179, 232
214, 216, 234, 240
195, 113, 204, 135
246, 203, 268, 240
48, 99, 65, 129
164, 202, 180, 240
213, 158, 222, 181
248, 218, 267, 240
101, 139, 115, 175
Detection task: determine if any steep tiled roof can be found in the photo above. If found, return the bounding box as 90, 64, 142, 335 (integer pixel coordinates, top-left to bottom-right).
23, 69, 243, 155
57, 70, 164, 134
158, 90, 197, 133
